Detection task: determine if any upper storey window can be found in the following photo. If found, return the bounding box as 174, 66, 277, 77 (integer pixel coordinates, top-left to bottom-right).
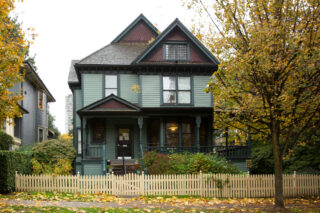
163, 76, 191, 104
164, 43, 188, 61
105, 75, 118, 96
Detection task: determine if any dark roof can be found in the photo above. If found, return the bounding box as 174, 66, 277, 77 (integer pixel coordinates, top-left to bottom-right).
77, 43, 148, 65
24, 61, 55, 102
133, 18, 220, 65
112, 14, 159, 43
68, 60, 79, 84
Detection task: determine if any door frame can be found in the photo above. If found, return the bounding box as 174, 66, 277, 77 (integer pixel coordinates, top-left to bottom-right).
115, 125, 134, 159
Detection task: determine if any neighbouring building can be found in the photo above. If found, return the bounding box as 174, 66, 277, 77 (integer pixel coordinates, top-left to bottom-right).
68, 14, 250, 175
65, 94, 73, 134
3, 61, 55, 149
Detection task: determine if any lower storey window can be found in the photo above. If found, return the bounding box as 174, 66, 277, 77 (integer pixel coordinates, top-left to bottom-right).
38, 128, 44, 142
165, 119, 194, 147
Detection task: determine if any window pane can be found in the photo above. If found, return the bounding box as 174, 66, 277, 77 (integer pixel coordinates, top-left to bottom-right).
178, 77, 190, 90
163, 91, 176, 103
105, 89, 117, 97
182, 122, 194, 147
105, 75, 117, 88
166, 122, 179, 147
163, 76, 176, 90
178, 91, 190, 104
148, 119, 159, 147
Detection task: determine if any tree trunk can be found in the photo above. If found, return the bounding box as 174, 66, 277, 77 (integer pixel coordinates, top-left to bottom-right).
271, 120, 284, 208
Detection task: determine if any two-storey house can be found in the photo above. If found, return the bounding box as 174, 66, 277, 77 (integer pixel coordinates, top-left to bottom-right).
68, 14, 249, 175
3, 61, 55, 149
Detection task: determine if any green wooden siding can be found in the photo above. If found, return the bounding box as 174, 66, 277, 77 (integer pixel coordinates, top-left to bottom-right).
83, 163, 102, 175
193, 76, 212, 107
141, 75, 160, 107
120, 74, 139, 104
232, 160, 249, 172
82, 74, 103, 106
74, 89, 82, 128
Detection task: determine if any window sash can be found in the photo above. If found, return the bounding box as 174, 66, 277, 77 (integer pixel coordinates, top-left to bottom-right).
105, 75, 117, 96
162, 76, 191, 104
164, 44, 188, 61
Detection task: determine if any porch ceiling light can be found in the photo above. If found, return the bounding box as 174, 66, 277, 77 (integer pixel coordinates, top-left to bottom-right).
168, 123, 178, 132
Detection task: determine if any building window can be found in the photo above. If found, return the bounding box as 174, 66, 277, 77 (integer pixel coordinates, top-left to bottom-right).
165, 119, 194, 147
163, 76, 191, 104
38, 91, 44, 109
14, 117, 21, 138
105, 75, 117, 96
77, 128, 81, 154
147, 118, 160, 147
164, 44, 188, 61
92, 119, 104, 143
166, 122, 179, 147
38, 128, 44, 142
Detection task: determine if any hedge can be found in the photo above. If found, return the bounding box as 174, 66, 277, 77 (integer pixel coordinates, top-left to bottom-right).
0, 151, 32, 193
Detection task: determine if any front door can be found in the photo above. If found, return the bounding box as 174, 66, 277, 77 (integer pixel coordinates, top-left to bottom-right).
117, 128, 132, 159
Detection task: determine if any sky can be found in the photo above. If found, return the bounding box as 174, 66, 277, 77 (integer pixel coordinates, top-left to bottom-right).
13, 0, 196, 133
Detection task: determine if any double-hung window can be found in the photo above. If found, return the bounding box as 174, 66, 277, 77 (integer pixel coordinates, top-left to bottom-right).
105, 75, 117, 96
163, 76, 191, 104
164, 43, 188, 61
38, 91, 44, 109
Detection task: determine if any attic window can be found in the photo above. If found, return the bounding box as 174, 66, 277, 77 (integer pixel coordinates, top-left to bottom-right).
164, 44, 188, 61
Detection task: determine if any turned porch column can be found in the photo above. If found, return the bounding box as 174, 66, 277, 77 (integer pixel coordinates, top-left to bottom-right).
195, 116, 201, 152
82, 117, 87, 160
138, 116, 143, 158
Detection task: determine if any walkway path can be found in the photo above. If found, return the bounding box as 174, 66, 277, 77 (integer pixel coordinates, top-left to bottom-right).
1, 198, 320, 212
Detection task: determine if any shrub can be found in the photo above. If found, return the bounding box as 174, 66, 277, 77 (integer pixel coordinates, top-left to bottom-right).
142, 151, 170, 174
32, 139, 76, 175
143, 152, 240, 174
0, 131, 14, 150
0, 151, 32, 193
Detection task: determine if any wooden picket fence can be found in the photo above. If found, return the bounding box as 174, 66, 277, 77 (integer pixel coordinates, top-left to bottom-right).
15, 172, 320, 198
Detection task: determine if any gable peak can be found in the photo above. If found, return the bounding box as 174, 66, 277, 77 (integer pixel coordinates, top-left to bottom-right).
112, 14, 159, 43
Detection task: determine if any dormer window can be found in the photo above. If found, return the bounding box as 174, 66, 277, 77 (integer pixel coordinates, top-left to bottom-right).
164, 43, 188, 61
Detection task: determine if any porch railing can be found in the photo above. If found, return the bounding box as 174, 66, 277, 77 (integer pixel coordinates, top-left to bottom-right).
142, 145, 249, 160
86, 146, 102, 159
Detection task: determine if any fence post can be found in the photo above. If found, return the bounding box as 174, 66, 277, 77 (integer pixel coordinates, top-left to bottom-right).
15, 171, 18, 192
77, 172, 80, 193
111, 172, 115, 195
293, 171, 297, 196
199, 170, 203, 196
140, 171, 145, 195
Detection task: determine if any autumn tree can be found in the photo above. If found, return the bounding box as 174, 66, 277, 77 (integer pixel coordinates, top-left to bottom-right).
0, 0, 29, 127
184, 0, 320, 208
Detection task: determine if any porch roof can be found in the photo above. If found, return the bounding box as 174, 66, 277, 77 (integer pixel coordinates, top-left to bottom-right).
77, 94, 141, 115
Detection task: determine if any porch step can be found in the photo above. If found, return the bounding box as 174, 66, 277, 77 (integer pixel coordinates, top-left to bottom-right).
110, 159, 137, 175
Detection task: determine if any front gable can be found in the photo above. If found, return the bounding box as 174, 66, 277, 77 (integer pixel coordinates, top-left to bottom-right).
145, 27, 211, 63
112, 14, 159, 43
133, 19, 220, 66
78, 94, 140, 114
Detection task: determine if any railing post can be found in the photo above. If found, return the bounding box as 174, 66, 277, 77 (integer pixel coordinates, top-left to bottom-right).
140, 171, 145, 195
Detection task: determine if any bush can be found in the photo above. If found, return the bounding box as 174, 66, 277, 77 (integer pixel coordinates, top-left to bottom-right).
32, 139, 76, 175
143, 152, 239, 174
0, 151, 32, 193
0, 131, 14, 150
142, 151, 170, 174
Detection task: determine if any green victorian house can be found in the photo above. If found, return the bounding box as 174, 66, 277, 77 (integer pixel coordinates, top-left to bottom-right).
68, 14, 249, 175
